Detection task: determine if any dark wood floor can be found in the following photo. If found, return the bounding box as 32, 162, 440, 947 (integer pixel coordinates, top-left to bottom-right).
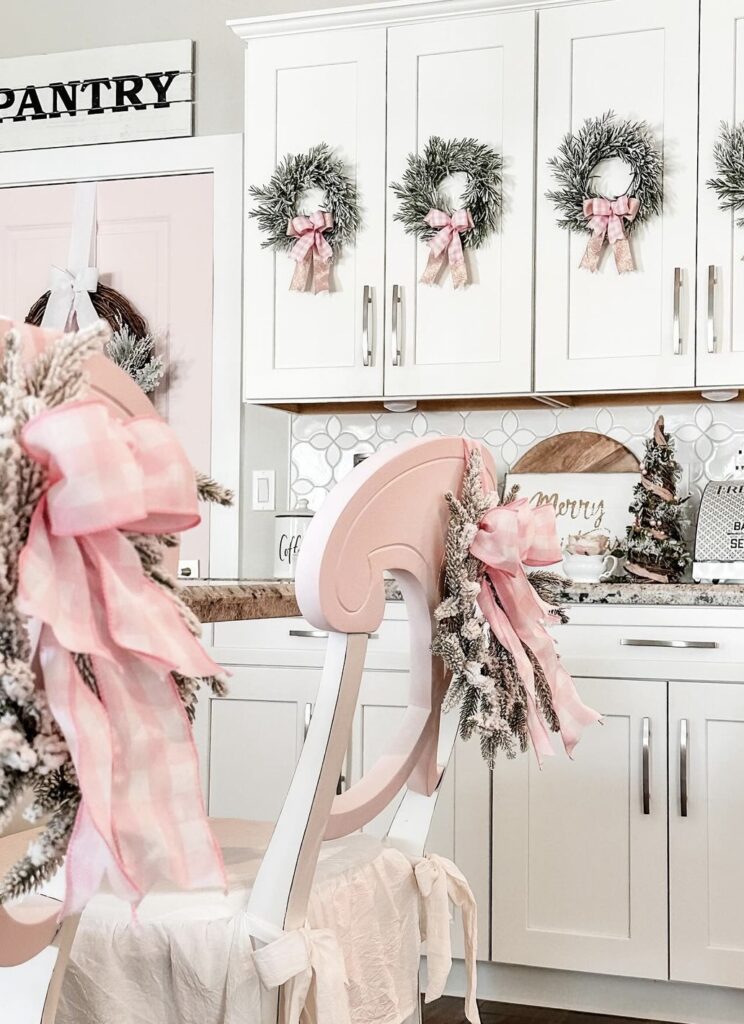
423, 996, 678, 1024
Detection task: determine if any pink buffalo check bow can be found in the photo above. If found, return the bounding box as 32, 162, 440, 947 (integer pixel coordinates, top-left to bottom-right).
580, 195, 640, 274
287, 210, 334, 293
17, 400, 226, 916
420, 208, 474, 288
468, 473, 601, 761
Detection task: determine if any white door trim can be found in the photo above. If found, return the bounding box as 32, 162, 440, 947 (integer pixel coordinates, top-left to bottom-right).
0, 135, 243, 577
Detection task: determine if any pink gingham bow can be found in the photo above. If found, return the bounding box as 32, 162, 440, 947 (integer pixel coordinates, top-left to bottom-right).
421, 208, 474, 288
287, 210, 334, 293
17, 400, 226, 916
580, 195, 640, 274
469, 493, 601, 762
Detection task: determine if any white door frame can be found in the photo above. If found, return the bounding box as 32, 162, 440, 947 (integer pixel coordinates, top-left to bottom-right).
0, 134, 243, 577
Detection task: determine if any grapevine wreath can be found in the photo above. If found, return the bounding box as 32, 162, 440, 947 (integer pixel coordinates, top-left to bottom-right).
546, 111, 663, 273
391, 135, 502, 288
249, 143, 361, 294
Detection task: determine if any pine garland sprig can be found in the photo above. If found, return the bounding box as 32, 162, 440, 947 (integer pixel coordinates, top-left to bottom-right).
249, 143, 361, 254
391, 135, 502, 250
104, 316, 164, 395
546, 110, 663, 235
708, 121, 744, 226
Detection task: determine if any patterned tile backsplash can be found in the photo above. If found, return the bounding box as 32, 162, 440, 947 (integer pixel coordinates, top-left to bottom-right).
290, 402, 744, 523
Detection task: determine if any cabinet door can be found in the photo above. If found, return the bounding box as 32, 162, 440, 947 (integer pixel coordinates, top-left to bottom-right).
243, 28, 386, 401
670, 681, 744, 987
535, 0, 699, 393
207, 665, 320, 821
492, 677, 668, 979
384, 12, 536, 397
697, 0, 744, 388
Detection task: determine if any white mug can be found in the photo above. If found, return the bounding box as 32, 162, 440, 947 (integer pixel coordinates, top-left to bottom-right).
562, 552, 618, 583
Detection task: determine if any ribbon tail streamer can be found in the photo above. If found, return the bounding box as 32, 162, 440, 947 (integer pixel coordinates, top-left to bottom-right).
289, 253, 312, 293
312, 252, 331, 294
579, 233, 605, 273
612, 237, 635, 273
420, 249, 446, 286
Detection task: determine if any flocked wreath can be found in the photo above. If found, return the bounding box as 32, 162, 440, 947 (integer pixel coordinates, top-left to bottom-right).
391, 135, 502, 288
546, 111, 663, 273
708, 121, 744, 226
249, 143, 361, 294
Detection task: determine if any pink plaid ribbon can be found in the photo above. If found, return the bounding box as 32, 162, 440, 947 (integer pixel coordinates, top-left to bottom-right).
580, 195, 640, 273
469, 489, 601, 761
17, 400, 226, 916
421, 208, 474, 288
287, 211, 334, 293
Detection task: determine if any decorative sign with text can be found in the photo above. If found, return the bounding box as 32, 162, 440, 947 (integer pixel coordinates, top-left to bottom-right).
0, 40, 193, 152
503, 471, 635, 552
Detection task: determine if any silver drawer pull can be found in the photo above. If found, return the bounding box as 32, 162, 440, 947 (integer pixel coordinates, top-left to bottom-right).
680, 718, 689, 818
361, 284, 373, 367
620, 638, 719, 650
707, 265, 718, 354
673, 267, 683, 355
304, 702, 313, 742
289, 628, 379, 640
391, 284, 402, 367
642, 716, 651, 815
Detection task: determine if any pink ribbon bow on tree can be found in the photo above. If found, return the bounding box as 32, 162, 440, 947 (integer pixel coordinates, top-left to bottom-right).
287, 211, 334, 294
420, 208, 474, 288
469, 494, 601, 762
17, 401, 226, 916
579, 195, 640, 274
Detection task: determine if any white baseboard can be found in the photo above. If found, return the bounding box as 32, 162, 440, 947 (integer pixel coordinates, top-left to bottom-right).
439, 959, 744, 1024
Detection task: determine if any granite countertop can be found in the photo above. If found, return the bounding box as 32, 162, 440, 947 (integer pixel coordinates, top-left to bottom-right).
181, 577, 744, 622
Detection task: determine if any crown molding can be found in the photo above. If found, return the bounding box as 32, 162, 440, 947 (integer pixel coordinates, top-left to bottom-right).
228, 0, 605, 41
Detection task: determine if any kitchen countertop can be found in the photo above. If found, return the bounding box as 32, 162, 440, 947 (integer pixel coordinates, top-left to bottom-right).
181, 577, 744, 622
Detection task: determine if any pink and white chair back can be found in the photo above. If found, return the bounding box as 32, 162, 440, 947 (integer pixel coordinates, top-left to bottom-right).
0, 318, 163, 1023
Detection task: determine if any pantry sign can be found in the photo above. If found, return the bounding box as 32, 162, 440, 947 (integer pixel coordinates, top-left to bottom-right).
0, 40, 193, 152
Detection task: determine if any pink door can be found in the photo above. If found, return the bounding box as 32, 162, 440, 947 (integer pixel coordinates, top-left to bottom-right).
0, 174, 214, 570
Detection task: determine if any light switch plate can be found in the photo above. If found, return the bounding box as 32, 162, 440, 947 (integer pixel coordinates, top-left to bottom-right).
252, 469, 276, 510
178, 559, 200, 580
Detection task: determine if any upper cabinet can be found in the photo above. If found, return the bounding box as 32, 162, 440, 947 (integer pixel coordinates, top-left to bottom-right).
237, 7, 536, 403
384, 13, 535, 398
243, 27, 387, 402
534, 0, 699, 394
697, 0, 744, 389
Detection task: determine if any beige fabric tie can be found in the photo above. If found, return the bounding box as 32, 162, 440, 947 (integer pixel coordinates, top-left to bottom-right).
251, 919, 351, 1024
414, 853, 480, 1024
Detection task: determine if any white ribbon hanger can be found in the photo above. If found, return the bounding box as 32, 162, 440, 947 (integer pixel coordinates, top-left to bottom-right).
41, 180, 99, 331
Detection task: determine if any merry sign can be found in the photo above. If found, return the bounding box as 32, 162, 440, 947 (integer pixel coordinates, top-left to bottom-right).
0, 40, 193, 152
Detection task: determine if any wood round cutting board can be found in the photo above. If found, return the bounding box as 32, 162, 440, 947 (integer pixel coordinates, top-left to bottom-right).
512, 431, 640, 474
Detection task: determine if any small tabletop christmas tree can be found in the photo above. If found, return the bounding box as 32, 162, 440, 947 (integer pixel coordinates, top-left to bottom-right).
625, 416, 691, 584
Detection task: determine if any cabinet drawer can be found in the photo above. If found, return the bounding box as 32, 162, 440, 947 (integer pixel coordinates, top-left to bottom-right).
555, 620, 744, 669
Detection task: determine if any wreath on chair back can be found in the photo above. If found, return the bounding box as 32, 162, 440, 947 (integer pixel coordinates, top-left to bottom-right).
546, 110, 663, 274
249, 143, 361, 294
708, 121, 744, 228
391, 135, 502, 288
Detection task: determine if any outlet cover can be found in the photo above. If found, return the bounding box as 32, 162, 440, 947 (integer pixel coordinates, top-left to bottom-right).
252, 469, 276, 510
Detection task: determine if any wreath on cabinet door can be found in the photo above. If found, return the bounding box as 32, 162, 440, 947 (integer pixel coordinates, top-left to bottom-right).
708, 121, 744, 228
248, 143, 361, 294
546, 110, 663, 274
390, 135, 502, 289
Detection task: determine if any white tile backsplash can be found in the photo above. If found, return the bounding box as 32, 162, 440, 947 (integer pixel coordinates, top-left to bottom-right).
289, 402, 744, 521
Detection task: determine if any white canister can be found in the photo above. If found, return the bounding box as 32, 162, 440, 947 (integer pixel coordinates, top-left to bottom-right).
274, 499, 313, 579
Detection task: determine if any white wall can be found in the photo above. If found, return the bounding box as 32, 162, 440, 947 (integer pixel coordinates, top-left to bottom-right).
0, 0, 367, 578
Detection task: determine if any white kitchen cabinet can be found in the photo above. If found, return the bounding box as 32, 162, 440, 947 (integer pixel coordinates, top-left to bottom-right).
384, 11, 535, 397
206, 664, 320, 821
535, 0, 699, 394
669, 680, 744, 988
242, 26, 387, 402
492, 676, 668, 979
697, 0, 744, 388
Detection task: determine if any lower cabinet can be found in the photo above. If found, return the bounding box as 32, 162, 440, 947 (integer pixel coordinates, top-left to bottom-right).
670, 681, 744, 988
492, 677, 669, 980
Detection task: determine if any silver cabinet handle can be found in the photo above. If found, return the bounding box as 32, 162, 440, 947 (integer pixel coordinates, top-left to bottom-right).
707, 265, 718, 354
620, 638, 719, 650
673, 268, 683, 355
361, 285, 373, 367
391, 284, 402, 367
680, 718, 689, 817
304, 702, 313, 741
289, 628, 378, 640
642, 717, 651, 815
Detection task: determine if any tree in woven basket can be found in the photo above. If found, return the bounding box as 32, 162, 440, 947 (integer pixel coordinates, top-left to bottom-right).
624, 416, 691, 583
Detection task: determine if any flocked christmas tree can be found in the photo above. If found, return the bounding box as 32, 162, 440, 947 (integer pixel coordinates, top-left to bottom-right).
624, 416, 691, 583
